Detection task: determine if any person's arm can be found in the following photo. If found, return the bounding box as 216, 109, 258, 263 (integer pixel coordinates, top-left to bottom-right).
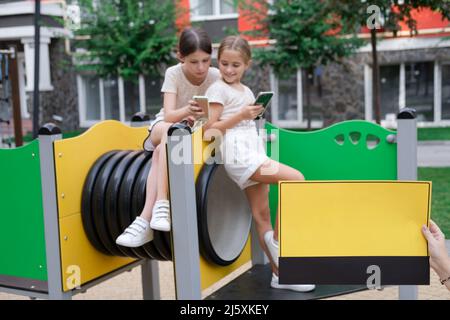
162, 92, 204, 123
203, 103, 264, 137
422, 220, 450, 291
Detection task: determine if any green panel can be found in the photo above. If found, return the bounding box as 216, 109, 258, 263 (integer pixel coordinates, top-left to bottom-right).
0, 141, 47, 281
266, 121, 397, 225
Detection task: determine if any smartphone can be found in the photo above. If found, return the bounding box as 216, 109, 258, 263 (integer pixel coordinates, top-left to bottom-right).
254, 91, 274, 119
193, 96, 209, 122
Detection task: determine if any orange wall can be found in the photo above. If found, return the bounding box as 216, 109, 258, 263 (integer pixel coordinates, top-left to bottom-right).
398, 7, 449, 31
179, 3, 449, 40
175, 0, 191, 31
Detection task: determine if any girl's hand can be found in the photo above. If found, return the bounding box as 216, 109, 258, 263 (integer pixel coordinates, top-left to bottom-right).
240, 105, 264, 120
185, 115, 196, 127
185, 100, 204, 119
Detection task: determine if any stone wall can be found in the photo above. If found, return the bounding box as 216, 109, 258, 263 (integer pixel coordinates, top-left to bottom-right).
29, 38, 79, 132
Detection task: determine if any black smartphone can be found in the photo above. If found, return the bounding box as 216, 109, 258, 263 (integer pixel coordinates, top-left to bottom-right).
254, 91, 274, 119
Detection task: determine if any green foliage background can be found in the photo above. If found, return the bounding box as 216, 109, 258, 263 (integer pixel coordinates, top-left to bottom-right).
73, 0, 179, 80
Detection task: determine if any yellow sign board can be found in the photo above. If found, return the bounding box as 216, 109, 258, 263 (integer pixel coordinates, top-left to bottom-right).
279, 181, 431, 285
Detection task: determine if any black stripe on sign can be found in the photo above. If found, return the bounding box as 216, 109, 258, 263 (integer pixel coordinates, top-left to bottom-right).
279, 256, 429, 285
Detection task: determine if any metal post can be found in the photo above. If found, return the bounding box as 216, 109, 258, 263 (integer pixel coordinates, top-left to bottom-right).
33, 0, 41, 139
39, 123, 72, 300
141, 260, 160, 300
397, 108, 418, 300
167, 123, 201, 300
8, 47, 23, 147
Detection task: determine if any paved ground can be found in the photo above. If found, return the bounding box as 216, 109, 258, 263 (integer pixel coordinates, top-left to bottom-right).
418, 141, 450, 167
0, 259, 448, 300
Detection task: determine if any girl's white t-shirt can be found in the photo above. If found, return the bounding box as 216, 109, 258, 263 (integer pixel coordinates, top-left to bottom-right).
205, 79, 255, 127
155, 63, 220, 119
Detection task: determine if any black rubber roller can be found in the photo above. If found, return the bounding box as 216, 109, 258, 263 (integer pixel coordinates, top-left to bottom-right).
105, 150, 142, 258
114, 151, 154, 259
81, 150, 118, 255
92, 150, 131, 256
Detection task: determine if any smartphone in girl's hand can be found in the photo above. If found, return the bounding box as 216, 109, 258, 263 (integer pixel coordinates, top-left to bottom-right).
254, 91, 274, 119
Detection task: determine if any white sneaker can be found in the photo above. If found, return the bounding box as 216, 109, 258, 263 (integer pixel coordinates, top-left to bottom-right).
116, 217, 153, 247
150, 200, 171, 232
264, 230, 279, 267
271, 273, 316, 292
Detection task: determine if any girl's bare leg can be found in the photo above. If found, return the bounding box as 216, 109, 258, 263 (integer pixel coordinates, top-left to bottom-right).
139, 121, 173, 221
248, 159, 304, 242
139, 145, 160, 221
244, 183, 277, 273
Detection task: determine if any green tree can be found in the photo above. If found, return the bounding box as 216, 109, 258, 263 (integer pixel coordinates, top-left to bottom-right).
334, 0, 450, 123
73, 0, 178, 80
240, 0, 364, 129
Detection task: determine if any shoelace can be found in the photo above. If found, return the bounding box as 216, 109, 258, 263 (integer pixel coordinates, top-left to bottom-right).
125, 219, 147, 237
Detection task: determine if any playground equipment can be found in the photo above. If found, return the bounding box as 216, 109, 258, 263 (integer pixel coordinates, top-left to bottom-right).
0, 109, 421, 300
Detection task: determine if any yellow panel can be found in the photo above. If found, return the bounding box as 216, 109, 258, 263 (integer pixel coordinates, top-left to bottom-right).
192, 128, 252, 291
54, 121, 147, 218
54, 121, 146, 291
60, 213, 135, 291
279, 181, 431, 258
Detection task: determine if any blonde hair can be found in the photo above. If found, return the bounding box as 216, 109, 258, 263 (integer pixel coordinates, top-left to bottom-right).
218, 36, 251, 64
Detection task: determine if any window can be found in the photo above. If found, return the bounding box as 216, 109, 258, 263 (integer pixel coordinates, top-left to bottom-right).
405, 62, 434, 122
443, 64, 450, 120
190, 0, 237, 20
271, 68, 325, 128
144, 75, 163, 117
77, 74, 162, 127
365, 60, 448, 125
103, 77, 120, 120
83, 75, 101, 121
302, 67, 324, 124
123, 78, 140, 121
277, 73, 298, 121
379, 65, 400, 121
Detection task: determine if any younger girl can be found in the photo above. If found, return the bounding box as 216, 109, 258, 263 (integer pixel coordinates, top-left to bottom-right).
204, 36, 315, 292
116, 27, 220, 247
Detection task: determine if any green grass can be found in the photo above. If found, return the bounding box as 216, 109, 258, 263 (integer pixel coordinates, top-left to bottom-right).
418, 127, 450, 141
418, 167, 450, 237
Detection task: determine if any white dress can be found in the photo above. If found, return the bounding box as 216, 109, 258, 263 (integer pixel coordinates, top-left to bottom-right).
206, 80, 269, 190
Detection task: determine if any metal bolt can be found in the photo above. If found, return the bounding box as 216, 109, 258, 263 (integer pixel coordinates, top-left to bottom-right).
61, 193, 65, 199
58, 153, 63, 157
39, 265, 43, 269
31, 153, 35, 157
30, 285, 35, 289
64, 236, 68, 241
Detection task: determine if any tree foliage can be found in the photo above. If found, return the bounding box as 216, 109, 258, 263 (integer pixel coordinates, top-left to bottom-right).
73, 0, 178, 80
240, 0, 364, 79
334, 0, 450, 36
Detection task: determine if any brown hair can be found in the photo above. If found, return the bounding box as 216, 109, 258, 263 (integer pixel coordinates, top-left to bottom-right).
217, 36, 251, 64
178, 27, 212, 57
